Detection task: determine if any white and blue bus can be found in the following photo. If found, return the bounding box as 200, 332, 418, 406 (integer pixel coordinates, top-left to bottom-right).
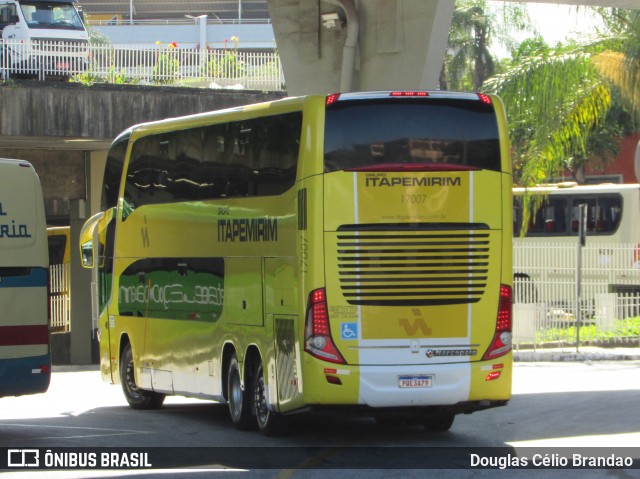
0, 158, 50, 398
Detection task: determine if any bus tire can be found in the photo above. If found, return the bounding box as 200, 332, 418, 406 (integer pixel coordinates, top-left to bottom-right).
120, 343, 165, 410
253, 361, 287, 436
227, 352, 255, 430
422, 413, 455, 432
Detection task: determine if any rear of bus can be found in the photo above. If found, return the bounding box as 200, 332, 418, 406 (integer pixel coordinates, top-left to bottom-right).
0, 159, 50, 397
300, 92, 512, 424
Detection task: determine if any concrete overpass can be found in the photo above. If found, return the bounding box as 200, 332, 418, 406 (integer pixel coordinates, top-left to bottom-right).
269, 0, 639, 96
0, 0, 636, 363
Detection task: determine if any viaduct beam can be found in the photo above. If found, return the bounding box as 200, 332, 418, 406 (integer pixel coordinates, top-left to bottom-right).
268, 0, 455, 95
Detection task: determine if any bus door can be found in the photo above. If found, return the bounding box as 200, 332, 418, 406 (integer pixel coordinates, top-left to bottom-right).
80, 208, 116, 382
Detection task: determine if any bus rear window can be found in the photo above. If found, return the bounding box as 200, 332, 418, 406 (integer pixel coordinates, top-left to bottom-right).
324, 99, 501, 173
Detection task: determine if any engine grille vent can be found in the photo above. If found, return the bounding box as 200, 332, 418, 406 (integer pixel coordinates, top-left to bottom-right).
336, 224, 491, 306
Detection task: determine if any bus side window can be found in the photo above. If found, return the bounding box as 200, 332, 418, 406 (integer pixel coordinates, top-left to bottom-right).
592, 195, 622, 234
226, 120, 256, 197
254, 112, 301, 196
202, 124, 229, 199
513, 201, 523, 237
527, 198, 567, 235
125, 134, 175, 212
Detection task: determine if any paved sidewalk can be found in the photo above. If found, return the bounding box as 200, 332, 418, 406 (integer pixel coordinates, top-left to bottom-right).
514, 346, 640, 362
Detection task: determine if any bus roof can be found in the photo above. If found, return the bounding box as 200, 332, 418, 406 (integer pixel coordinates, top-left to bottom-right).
113, 91, 499, 146
124, 95, 305, 142
513, 183, 640, 195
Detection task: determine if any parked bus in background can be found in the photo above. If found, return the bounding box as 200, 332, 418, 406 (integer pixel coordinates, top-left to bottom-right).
512, 182, 637, 242
512, 183, 640, 310
0, 158, 51, 398
80, 91, 513, 435
47, 226, 70, 266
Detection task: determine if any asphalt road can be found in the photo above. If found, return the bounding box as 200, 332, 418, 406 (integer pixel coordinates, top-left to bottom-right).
1, 361, 639, 478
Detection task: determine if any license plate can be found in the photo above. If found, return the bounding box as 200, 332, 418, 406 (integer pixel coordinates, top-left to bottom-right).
398, 375, 433, 388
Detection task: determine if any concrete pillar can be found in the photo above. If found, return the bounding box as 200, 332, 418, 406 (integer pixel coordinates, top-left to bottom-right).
69, 197, 93, 364
268, 0, 455, 95
69, 150, 107, 364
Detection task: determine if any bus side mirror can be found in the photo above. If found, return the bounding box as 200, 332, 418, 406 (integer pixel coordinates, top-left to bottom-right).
81, 240, 94, 268
80, 210, 110, 269
81, 240, 105, 268
80, 241, 104, 268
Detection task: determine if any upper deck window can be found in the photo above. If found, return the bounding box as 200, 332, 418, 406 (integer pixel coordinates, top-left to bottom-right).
324, 98, 501, 173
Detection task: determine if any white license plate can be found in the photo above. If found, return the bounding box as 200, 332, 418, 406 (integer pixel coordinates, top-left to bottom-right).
398, 375, 433, 388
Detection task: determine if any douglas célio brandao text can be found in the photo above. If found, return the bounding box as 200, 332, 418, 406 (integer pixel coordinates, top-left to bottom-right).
470, 452, 635, 469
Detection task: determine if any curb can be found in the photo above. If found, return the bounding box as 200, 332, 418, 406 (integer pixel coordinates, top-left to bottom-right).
514, 348, 640, 362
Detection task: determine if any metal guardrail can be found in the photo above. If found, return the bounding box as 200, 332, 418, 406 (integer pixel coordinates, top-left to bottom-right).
0, 39, 285, 90
86, 18, 273, 26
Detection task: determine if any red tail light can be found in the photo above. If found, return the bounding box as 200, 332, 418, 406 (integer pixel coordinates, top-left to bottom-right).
304, 288, 345, 364
326, 93, 341, 106
482, 284, 512, 361
477, 93, 492, 104
390, 91, 429, 97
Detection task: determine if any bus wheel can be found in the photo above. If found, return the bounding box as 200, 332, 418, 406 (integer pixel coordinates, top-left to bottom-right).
227, 352, 255, 430
253, 361, 286, 436
422, 413, 455, 432
120, 343, 165, 410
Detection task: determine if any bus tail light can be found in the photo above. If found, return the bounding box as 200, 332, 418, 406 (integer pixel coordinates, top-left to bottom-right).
482, 285, 512, 361
326, 93, 341, 106
304, 288, 346, 364
477, 93, 492, 104
390, 91, 429, 97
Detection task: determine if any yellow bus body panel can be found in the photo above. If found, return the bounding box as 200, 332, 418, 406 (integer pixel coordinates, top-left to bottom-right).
87, 92, 513, 418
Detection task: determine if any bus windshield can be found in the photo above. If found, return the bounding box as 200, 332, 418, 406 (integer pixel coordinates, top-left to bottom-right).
324, 98, 501, 173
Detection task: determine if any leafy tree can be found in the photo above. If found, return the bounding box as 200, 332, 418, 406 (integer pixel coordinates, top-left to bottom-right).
482, 8, 640, 187
592, 9, 640, 125
441, 0, 531, 91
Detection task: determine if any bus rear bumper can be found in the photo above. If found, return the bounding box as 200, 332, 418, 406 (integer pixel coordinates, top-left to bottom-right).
300, 357, 511, 413
0, 355, 51, 398
357, 362, 473, 408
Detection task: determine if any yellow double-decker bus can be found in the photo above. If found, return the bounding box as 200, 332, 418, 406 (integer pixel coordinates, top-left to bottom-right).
80, 91, 513, 435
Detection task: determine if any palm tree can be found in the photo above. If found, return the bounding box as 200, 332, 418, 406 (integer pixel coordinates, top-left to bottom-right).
482, 8, 640, 187
441, 0, 530, 91
592, 9, 640, 124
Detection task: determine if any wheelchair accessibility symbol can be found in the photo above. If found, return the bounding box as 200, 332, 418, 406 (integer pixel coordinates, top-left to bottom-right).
341, 322, 358, 340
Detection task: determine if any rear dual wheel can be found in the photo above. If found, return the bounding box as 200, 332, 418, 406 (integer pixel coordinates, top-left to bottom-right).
227, 352, 255, 430
227, 353, 286, 435
253, 362, 286, 436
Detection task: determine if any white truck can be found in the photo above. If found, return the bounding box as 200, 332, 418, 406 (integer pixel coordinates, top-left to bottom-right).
0, 0, 89, 79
